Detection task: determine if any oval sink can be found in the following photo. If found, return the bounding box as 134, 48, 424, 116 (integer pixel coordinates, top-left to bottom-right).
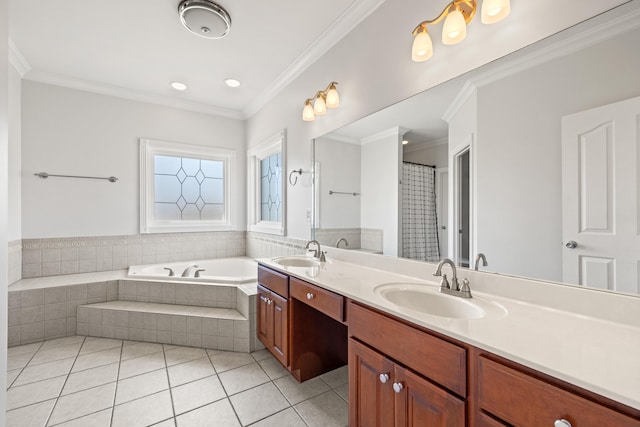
272, 256, 321, 268
375, 283, 506, 320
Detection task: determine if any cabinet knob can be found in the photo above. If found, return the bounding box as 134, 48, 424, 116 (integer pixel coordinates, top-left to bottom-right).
554, 420, 572, 427
260, 295, 269, 303
306, 293, 314, 300
379, 373, 389, 384
392, 382, 404, 393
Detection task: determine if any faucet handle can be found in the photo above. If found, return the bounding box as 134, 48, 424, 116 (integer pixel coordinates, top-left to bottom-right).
307, 248, 319, 258
439, 273, 450, 290
319, 251, 327, 262
459, 278, 472, 298
194, 269, 206, 278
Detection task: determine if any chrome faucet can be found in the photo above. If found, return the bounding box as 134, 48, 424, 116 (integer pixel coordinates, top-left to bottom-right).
433, 258, 472, 298
181, 264, 199, 277
474, 253, 488, 271
336, 237, 349, 248
305, 240, 326, 261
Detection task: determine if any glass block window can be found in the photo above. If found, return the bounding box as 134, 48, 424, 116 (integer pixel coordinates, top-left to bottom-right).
260, 152, 282, 222
140, 138, 236, 233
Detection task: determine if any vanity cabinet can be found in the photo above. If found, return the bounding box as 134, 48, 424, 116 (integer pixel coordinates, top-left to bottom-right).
257, 266, 289, 367
349, 301, 466, 426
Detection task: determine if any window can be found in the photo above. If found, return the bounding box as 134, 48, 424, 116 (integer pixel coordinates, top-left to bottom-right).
248, 130, 286, 235
140, 138, 236, 233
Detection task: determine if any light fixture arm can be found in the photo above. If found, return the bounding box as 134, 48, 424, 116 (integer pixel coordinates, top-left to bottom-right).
412, 0, 477, 35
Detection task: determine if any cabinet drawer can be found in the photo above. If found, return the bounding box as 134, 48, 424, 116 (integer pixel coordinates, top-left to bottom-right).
290, 278, 344, 322
258, 265, 289, 298
478, 356, 640, 426
349, 302, 466, 397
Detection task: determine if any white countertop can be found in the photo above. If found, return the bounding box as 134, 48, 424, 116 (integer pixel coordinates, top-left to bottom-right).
257, 256, 640, 411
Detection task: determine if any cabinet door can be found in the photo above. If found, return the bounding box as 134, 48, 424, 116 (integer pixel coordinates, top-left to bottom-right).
349, 339, 394, 427
394, 365, 465, 427
257, 284, 272, 348
271, 291, 289, 366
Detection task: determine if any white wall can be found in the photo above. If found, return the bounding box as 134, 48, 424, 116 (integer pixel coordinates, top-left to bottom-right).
403, 141, 448, 168
475, 27, 640, 282
8, 65, 21, 242
315, 136, 361, 228
21, 81, 246, 238
1, 0, 10, 418
360, 129, 401, 256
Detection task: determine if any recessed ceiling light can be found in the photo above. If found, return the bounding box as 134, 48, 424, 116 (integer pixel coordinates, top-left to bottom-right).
170, 81, 188, 91
224, 78, 241, 88
402, 140, 409, 145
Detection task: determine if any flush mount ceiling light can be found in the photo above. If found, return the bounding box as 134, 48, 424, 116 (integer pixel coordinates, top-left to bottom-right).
411, 0, 510, 62
224, 78, 241, 88
170, 81, 188, 91
178, 0, 231, 39
302, 82, 340, 122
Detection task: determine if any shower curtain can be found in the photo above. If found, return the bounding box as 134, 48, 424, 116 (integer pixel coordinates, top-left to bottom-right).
401, 162, 440, 262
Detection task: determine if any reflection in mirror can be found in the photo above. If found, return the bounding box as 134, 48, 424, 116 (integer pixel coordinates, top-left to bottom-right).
312, 2, 640, 295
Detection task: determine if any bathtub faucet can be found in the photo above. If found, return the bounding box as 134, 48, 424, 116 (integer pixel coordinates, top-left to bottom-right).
181, 264, 199, 277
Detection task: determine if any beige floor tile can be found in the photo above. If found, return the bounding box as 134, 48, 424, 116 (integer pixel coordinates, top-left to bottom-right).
121, 341, 163, 360
6, 398, 56, 427
72, 347, 121, 373
218, 362, 270, 396
250, 349, 272, 362
48, 382, 116, 425
112, 390, 174, 427
258, 357, 289, 380
335, 383, 349, 403
29, 344, 82, 366
8, 342, 42, 357
165, 346, 207, 366
167, 357, 215, 387
7, 369, 21, 388
151, 419, 176, 427
172, 375, 226, 415
51, 408, 112, 427
40, 336, 85, 349
294, 390, 348, 427
62, 363, 119, 396
7, 376, 66, 410
79, 337, 122, 355
250, 407, 307, 427
14, 357, 75, 387
208, 351, 254, 373
8, 352, 37, 371
118, 351, 165, 379
274, 375, 331, 405
176, 399, 240, 427
319, 365, 349, 389
115, 368, 169, 405
229, 382, 289, 426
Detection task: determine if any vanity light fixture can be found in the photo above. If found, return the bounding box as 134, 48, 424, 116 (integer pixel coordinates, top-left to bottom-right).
302, 82, 340, 122
411, 0, 510, 62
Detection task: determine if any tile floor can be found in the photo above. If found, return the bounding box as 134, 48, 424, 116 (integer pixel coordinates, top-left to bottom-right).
6, 336, 349, 426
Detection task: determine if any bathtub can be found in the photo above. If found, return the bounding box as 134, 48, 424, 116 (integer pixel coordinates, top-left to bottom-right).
127, 257, 257, 284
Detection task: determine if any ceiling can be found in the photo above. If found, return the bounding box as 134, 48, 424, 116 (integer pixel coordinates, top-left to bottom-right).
9, 0, 382, 119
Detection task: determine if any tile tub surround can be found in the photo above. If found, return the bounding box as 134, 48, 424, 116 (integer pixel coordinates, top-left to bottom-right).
20, 231, 247, 279
6, 337, 349, 427
9, 239, 22, 284
246, 232, 308, 259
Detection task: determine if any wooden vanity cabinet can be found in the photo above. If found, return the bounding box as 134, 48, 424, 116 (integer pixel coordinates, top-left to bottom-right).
257, 266, 289, 367
349, 301, 466, 427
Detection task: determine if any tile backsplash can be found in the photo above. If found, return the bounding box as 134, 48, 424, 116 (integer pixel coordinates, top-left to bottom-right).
19, 231, 247, 280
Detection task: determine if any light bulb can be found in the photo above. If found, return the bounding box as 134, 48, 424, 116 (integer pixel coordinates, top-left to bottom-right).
326, 84, 340, 108
442, 8, 467, 45
314, 94, 327, 115
302, 101, 315, 121
481, 0, 510, 24
412, 27, 433, 62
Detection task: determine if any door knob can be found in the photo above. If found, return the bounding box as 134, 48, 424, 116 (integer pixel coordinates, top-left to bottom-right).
565, 241, 577, 249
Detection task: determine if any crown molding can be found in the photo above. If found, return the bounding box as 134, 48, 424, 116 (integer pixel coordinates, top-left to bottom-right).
317, 133, 360, 145
442, 80, 477, 124
361, 126, 409, 145
8, 39, 31, 77
242, 0, 386, 118
24, 70, 245, 120
470, 2, 640, 88
403, 136, 448, 153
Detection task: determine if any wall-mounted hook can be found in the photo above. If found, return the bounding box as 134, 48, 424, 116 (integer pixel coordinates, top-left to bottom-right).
289, 168, 303, 186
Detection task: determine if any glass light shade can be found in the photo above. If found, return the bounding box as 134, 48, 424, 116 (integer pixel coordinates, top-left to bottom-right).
302, 101, 315, 121
411, 28, 433, 62
442, 9, 467, 45
326, 86, 340, 108
314, 95, 327, 115
481, 0, 510, 24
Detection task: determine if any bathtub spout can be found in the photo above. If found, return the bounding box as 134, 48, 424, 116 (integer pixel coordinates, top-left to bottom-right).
181, 264, 199, 277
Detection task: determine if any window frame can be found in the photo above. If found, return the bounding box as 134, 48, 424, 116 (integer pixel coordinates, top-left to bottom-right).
140, 138, 237, 233
247, 130, 286, 235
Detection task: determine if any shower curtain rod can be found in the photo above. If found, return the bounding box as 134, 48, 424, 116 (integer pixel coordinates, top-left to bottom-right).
403, 161, 436, 168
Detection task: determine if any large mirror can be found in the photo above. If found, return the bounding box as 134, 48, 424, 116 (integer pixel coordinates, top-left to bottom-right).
312, 2, 640, 296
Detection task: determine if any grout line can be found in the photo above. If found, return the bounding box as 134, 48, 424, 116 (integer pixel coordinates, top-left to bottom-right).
161, 344, 178, 424
109, 340, 125, 427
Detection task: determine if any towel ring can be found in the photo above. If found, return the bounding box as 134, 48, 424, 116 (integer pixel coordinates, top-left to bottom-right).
289, 169, 303, 186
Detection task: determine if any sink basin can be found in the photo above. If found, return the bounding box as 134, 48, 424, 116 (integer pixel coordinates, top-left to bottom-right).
272, 256, 321, 268
375, 283, 506, 320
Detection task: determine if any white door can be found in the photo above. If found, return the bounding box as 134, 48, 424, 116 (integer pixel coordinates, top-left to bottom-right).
561, 95, 640, 294
436, 168, 448, 259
